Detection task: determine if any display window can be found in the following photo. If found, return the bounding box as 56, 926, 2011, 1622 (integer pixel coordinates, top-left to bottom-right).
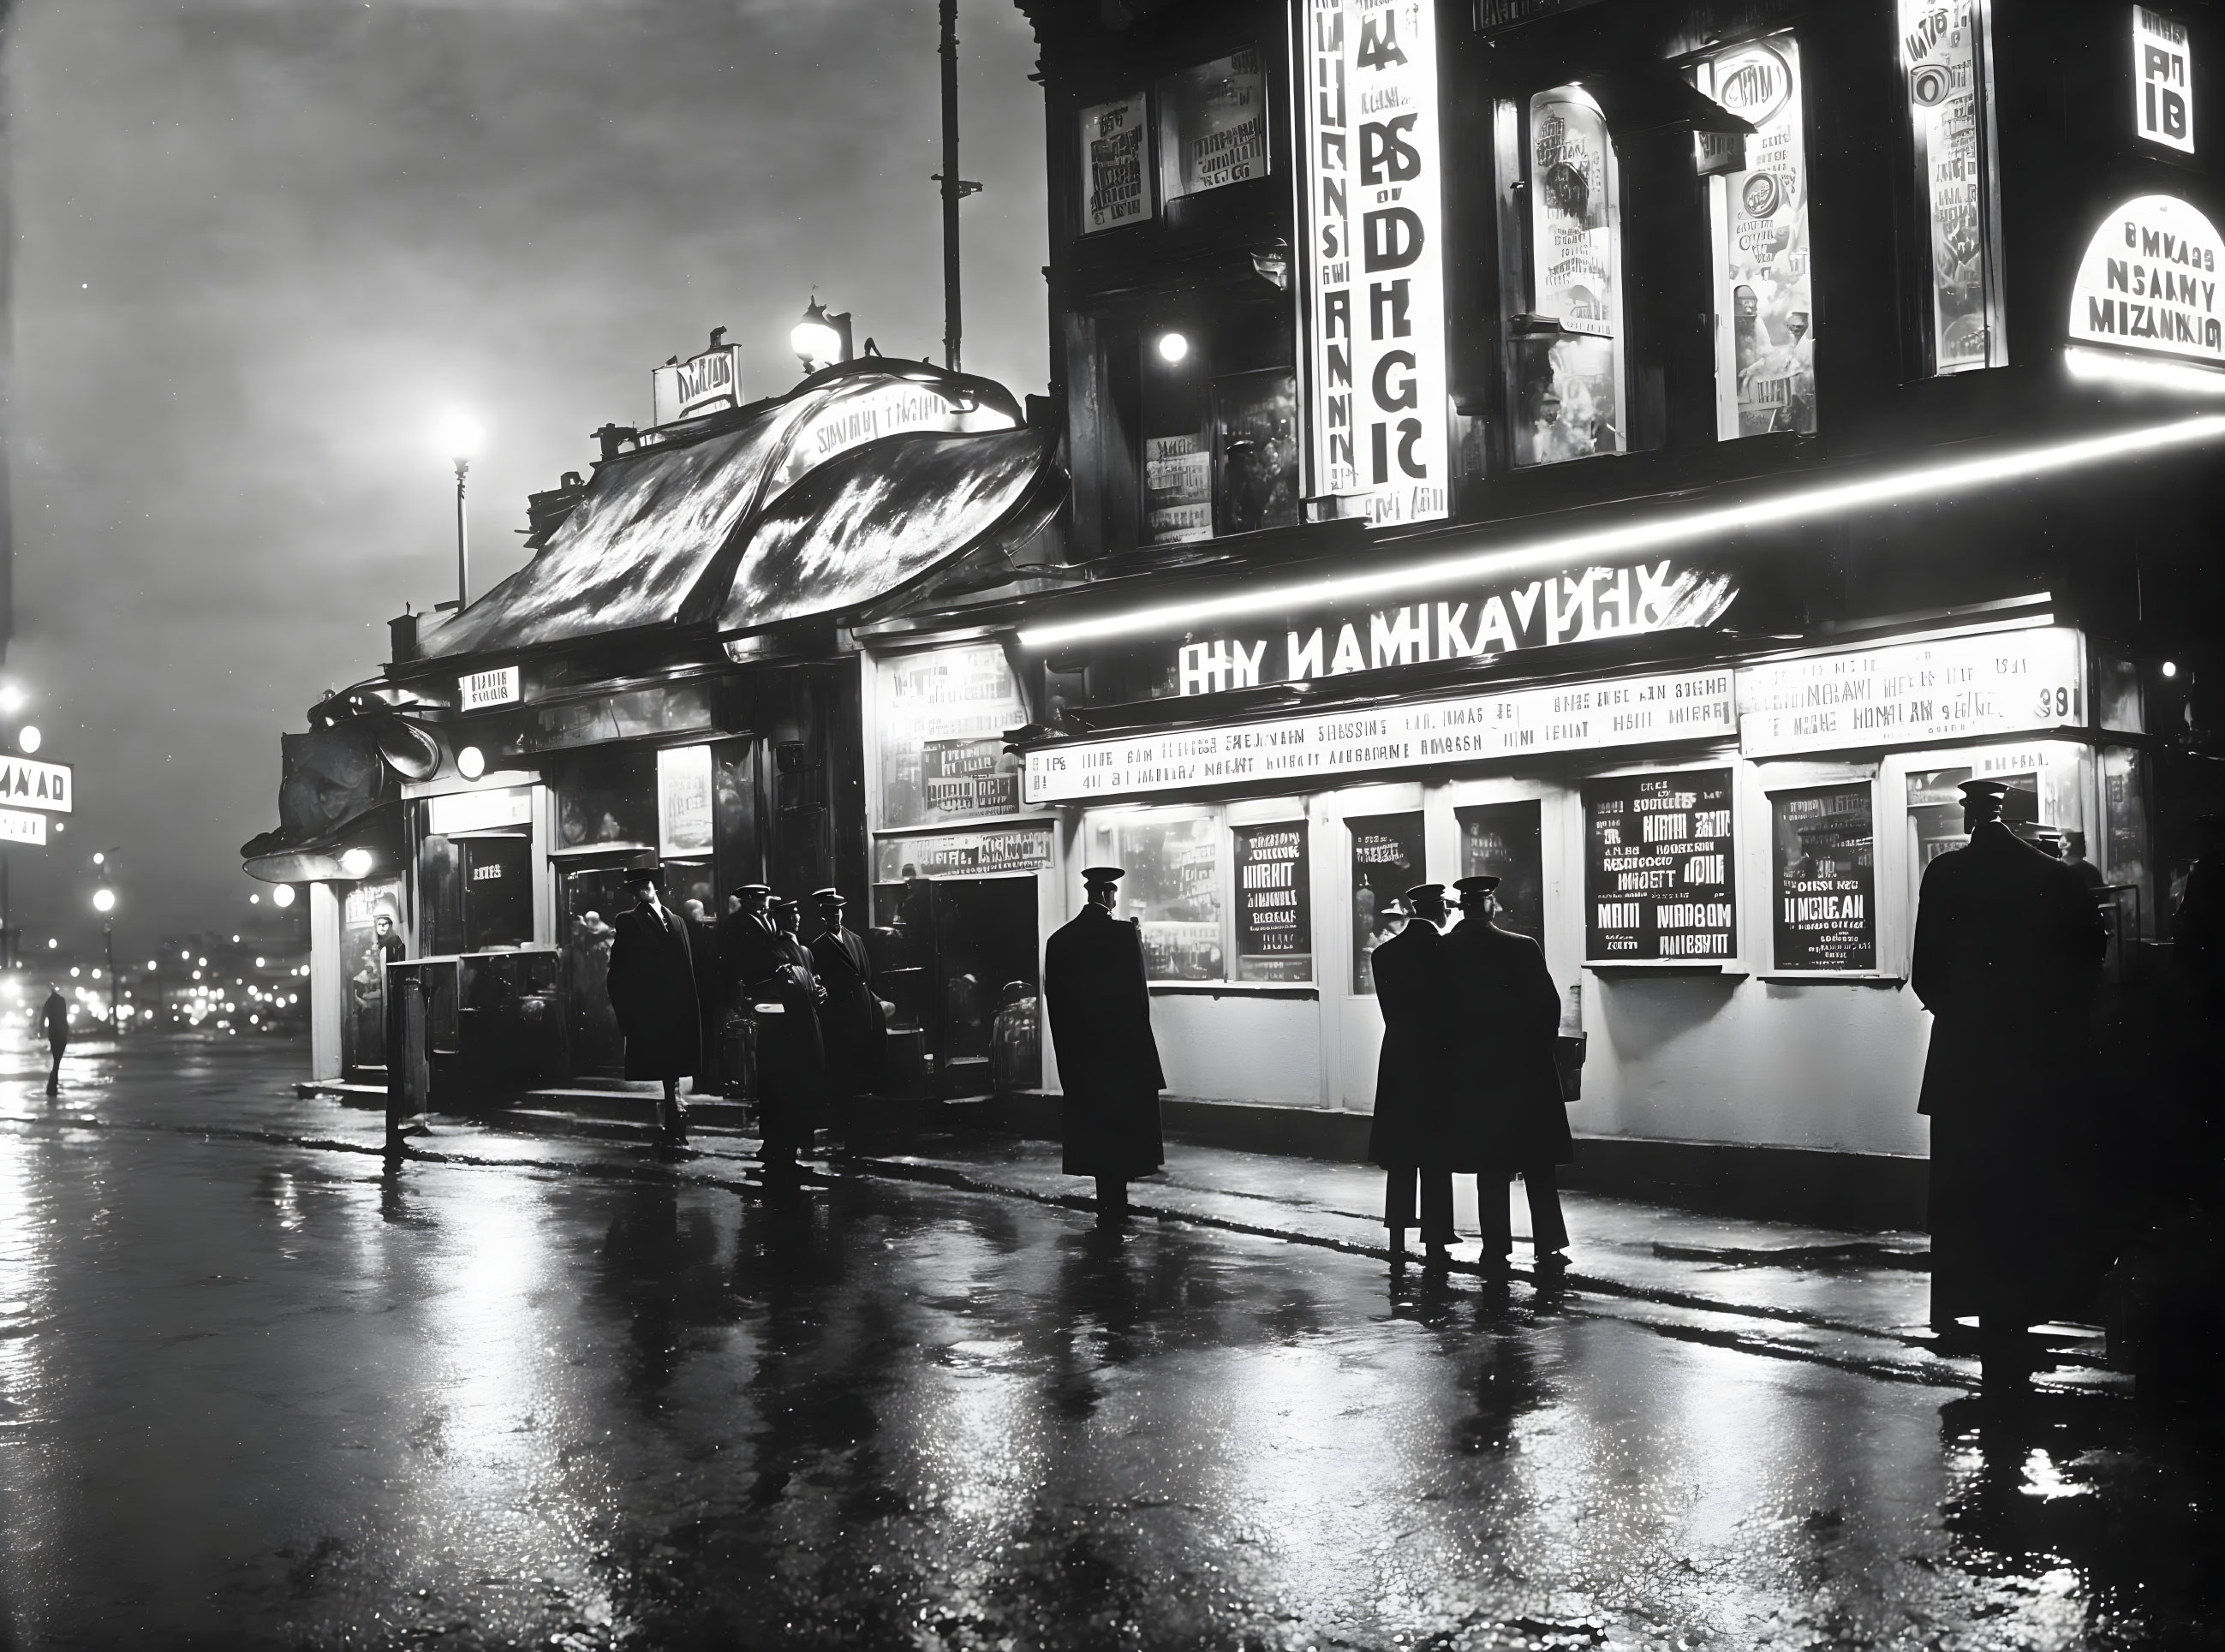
1232, 821, 1312, 982
656, 744, 714, 859
1898, 0, 2007, 375
1080, 91, 1152, 233
1086, 811, 1226, 981
1895, 741, 2094, 969
341, 878, 406, 1072
1457, 800, 1546, 946
1695, 32, 1816, 437
1583, 768, 1736, 961
1155, 51, 1269, 205
872, 643, 1029, 832
554, 750, 657, 852
1767, 783, 1876, 972
1513, 85, 1626, 467
1130, 296, 1298, 547
1348, 812, 1427, 993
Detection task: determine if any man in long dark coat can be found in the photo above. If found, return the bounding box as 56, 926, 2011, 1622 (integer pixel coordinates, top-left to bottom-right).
41, 985, 68, 1096
1913, 778, 2106, 1380
1044, 866, 1165, 1232
1447, 874, 1573, 1273
1367, 883, 1464, 1267
811, 887, 886, 1143
605, 866, 700, 1147
748, 897, 828, 1182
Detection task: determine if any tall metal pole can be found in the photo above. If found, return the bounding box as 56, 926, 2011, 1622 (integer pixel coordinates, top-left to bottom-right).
104, 921, 116, 1036
940, 0, 962, 373
453, 456, 472, 609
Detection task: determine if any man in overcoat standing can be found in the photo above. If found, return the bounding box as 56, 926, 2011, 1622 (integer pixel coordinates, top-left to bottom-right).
1447, 874, 1573, 1273
1912, 778, 2105, 1380
41, 984, 68, 1096
1044, 866, 1165, 1232
605, 865, 701, 1147
1367, 883, 1464, 1267
811, 887, 886, 1144
748, 896, 828, 1183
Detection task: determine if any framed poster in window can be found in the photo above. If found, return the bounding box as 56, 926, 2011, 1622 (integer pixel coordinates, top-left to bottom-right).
1157, 51, 1268, 203
1457, 801, 1545, 947
1519, 86, 1625, 466
1211, 369, 1300, 537
1112, 814, 1225, 981
1900, 0, 2006, 374
1232, 822, 1311, 981
1768, 785, 1876, 971
1080, 92, 1153, 232
1349, 812, 1427, 993
874, 643, 1029, 832
1583, 771, 1736, 961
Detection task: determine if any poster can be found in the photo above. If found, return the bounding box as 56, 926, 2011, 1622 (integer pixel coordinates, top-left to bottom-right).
2134, 7, 2194, 154
1299, 0, 1452, 525
341, 878, 406, 1071
1584, 770, 1736, 961
656, 743, 713, 858
875, 643, 1029, 831
1703, 33, 1816, 436
1213, 369, 1300, 536
1158, 51, 1268, 201
1233, 823, 1311, 982
1900, 0, 1998, 373
1144, 432, 1212, 545
1081, 92, 1151, 232
1349, 812, 1427, 994
2067, 194, 2225, 364
1769, 786, 1876, 972
873, 826, 1053, 882
1112, 815, 1224, 981
1456, 800, 1545, 946
1521, 88, 1624, 466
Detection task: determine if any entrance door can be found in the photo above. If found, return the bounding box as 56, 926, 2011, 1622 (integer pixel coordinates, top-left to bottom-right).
560, 862, 633, 1079
874, 874, 1041, 1099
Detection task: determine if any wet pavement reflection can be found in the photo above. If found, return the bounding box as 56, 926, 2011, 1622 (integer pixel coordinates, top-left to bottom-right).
0, 1038, 2216, 1649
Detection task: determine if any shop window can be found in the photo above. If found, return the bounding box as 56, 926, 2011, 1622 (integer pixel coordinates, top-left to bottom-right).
1899, 0, 2007, 375
341, 879, 405, 1072
555, 750, 657, 851
1906, 763, 2037, 874
1349, 812, 1427, 993
1583, 770, 1736, 962
1103, 814, 1225, 981
1080, 91, 1153, 233
1457, 801, 1545, 948
2102, 747, 2152, 921
1511, 86, 1626, 467
462, 837, 534, 952
1767, 784, 1876, 972
657, 745, 714, 859
1232, 822, 1311, 982
1131, 296, 1298, 547
874, 643, 1029, 832
1156, 51, 1269, 206
415, 827, 463, 958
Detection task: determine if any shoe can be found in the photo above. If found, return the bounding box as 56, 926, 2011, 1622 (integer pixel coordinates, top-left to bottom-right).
1535, 1249, 1571, 1273
1423, 1243, 1453, 1270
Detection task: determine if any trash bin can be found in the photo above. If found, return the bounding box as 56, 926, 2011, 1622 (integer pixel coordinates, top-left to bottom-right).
388, 973, 431, 1144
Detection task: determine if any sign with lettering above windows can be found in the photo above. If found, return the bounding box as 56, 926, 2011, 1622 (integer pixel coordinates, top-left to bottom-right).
1300, 0, 1452, 527
2134, 7, 2195, 154
2067, 195, 2223, 362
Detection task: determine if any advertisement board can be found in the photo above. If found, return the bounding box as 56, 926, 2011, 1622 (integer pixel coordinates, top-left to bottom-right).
1900, 0, 2001, 373
1738, 627, 2085, 758
2067, 194, 2223, 363
1584, 770, 1737, 962
1519, 87, 1625, 466
1232, 822, 1311, 982
1081, 92, 1152, 231
656, 744, 714, 859
1158, 51, 1268, 201
1299, 0, 1452, 525
460, 665, 522, 709
875, 644, 1029, 831
0, 808, 48, 847
1769, 784, 1876, 972
2135, 7, 2195, 154
872, 826, 1053, 882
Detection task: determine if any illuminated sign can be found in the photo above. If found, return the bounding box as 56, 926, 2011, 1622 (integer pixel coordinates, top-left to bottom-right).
651, 343, 747, 427
766, 377, 1011, 507
657, 743, 714, 859
2135, 7, 2194, 153
0, 756, 72, 814
1900, 0, 2003, 374
2067, 195, 2222, 362
871, 825, 1055, 881
1737, 627, 2084, 757
1023, 668, 1735, 804
0, 808, 47, 847
427, 786, 533, 837
1300, 0, 1451, 528
459, 665, 521, 709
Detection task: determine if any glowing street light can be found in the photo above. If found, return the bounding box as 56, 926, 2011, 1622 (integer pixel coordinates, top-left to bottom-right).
271, 884, 297, 909
790, 297, 850, 375
92, 887, 116, 915
16, 725, 40, 754
0, 683, 24, 716
432, 410, 485, 612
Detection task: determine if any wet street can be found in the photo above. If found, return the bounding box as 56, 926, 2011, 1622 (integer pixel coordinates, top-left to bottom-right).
0, 1038, 2216, 1651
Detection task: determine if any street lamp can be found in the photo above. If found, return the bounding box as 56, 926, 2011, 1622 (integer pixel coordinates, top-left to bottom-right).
271, 884, 297, 909
432, 411, 484, 612
790, 297, 852, 375
92, 850, 120, 1036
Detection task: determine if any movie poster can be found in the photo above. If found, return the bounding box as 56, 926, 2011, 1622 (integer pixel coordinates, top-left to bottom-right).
1584, 771, 1736, 961
874, 643, 1029, 832
1157, 51, 1268, 202
1900, 1, 1996, 373
1233, 822, 1311, 982
1704, 33, 1816, 435
1143, 432, 1213, 545
1350, 812, 1428, 994
1080, 92, 1150, 233
1521, 88, 1624, 466
1769, 785, 1876, 972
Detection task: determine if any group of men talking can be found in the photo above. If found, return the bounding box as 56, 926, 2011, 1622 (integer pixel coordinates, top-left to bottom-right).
603, 866, 884, 1165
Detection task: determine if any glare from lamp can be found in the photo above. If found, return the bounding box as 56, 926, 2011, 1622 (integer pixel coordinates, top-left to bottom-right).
2065, 345, 2225, 398
433, 410, 485, 466
16, 725, 40, 755
791, 298, 844, 373
1156, 331, 1190, 364
0, 683, 24, 716
92, 887, 116, 915
340, 848, 376, 878
271, 884, 297, 909
2162, 660, 2180, 678
456, 744, 487, 780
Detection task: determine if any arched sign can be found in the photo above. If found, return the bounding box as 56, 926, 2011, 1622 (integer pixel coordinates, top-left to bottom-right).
2067, 194, 2224, 362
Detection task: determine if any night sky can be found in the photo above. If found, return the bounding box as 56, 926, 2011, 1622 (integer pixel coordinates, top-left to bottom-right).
3, 0, 1049, 946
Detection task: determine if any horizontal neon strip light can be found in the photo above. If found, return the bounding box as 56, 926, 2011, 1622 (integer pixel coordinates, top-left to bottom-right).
2065, 345, 2225, 397
1017, 415, 2225, 651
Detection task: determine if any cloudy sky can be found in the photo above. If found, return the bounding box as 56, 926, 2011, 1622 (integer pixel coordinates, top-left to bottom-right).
3, 0, 1049, 945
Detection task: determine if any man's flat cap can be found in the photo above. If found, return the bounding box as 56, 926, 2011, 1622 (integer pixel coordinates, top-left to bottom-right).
1081, 865, 1125, 886
1453, 874, 1501, 895
1404, 882, 1447, 904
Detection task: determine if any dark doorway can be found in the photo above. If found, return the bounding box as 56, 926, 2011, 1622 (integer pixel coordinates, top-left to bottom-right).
560, 861, 634, 1079
874, 874, 1039, 1099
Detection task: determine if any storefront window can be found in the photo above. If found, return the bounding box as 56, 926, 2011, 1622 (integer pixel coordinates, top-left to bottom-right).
1080, 91, 1152, 233
462, 837, 534, 952
1350, 812, 1427, 993
1136, 299, 1297, 547
555, 750, 657, 851
1456, 801, 1545, 947
874, 643, 1028, 832
1232, 822, 1310, 982
1584, 770, 1736, 961
1768, 785, 1876, 972
1156, 51, 1268, 205
1517, 86, 1626, 467
1107, 814, 1224, 981
1906, 763, 2037, 873
1899, 0, 2006, 374
2102, 746, 2151, 914
656, 744, 714, 858
1696, 33, 1816, 437
341, 879, 404, 1071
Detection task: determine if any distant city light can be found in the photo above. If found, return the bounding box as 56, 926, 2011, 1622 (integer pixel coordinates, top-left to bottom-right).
248, 893, 259, 904
92, 888, 117, 915
2162, 660, 2180, 678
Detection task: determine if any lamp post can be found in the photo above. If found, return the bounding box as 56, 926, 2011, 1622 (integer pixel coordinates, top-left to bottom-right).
790, 298, 852, 376
433, 414, 484, 611
92, 883, 118, 1037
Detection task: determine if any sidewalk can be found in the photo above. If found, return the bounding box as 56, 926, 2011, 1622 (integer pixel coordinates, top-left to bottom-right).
290, 1074, 2121, 1399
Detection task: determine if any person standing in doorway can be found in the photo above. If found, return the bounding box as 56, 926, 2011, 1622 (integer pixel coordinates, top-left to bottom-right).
751, 897, 828, 1184
1913, 778, 2106, 1383
1367, 883, 1463, 1269
810, 887, 885, 1148
605, 865, 701, 1148
1043, 867, 1165, 1232
1447, 874, 1573, 1274
41, 985, 68, 1096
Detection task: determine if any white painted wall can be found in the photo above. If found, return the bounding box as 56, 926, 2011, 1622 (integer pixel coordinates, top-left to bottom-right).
1148, 990, 1323, 1106
308, 881, 343, 1081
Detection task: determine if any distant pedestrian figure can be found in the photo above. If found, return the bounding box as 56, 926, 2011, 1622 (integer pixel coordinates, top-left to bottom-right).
1044, 867, 1165, 1232
751, 896, 828, 1183
811, 887, 886, 1144
41, 986, 68, 1096
1913, 778, 2106, 1380
605, 865, 701, 1148
1366, 882, 1461, 1267
1447, 875, 1573, 1272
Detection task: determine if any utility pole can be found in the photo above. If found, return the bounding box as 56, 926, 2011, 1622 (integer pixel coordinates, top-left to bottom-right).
934, 0, 981, 373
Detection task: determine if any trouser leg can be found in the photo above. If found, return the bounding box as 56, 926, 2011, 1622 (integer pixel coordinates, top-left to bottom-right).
1476, 1173, 1514, 1255
1095, 1175, 1129, 1227
1418, 1170, 1457, 1246
1524, 1164, 1570, 1254
1382, 1166, 1419, 1232
47, 1047, 61, 1093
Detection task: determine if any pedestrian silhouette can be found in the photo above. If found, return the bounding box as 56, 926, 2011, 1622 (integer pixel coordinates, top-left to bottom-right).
41, 986, 68, 1096
1367, 882, 1462, 1268
810, 886, 885, 1150
605, 864, 701, 1148
1912, 778, 2105, 1381
1043, 867, 1165, 1232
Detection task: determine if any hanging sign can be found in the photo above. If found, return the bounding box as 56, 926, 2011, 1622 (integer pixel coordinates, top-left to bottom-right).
1584, 769, 1738, 962
2134, 7, 2195, 154
459, 665, 521, 709
0, 756, 72, 814
1301, 0, 1452, 527
1024, 666, 1735, 804
1080, 92, 1152, 231
2067, 194, 2224, 361
1738, 626, 2085, 757
0, 808, 48, 847
651, 343, 747, 428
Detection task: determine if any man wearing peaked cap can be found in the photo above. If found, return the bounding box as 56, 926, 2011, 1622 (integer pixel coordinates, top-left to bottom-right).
1367, 881, 1464, 1267
811, 886, 886, 1143
1044, 867, 1166, 1232
1447, 874, 1573, 1273
1913, 776, 2105, 1382
605, 862, 701, 1147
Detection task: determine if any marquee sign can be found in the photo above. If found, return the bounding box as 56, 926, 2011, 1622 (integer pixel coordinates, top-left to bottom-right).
651, 342, 748, 427
2068, 194, 2224, 362
0, 755, 72, 814
459, 665, 520, 709
2134, 7, 2194, 154
1300, 0, 1452, 528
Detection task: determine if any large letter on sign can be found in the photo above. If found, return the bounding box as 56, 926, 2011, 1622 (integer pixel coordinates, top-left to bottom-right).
1364, 206, 1423, 271
1360, 116, 1421, 185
